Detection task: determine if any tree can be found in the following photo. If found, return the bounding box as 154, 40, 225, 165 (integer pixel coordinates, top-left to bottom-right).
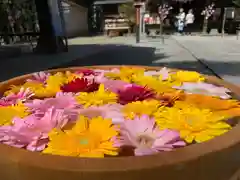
233, 0, 240, 6
118, 2, 135, 26
201, 2, 215, 33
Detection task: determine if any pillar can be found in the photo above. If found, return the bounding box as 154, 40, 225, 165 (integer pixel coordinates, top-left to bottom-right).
34, 0, 66, 53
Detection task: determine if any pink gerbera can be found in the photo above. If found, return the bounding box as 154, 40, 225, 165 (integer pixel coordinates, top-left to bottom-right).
0, 88, 34, 106
79, 103, 124, 124
0, 108, 69, 151
116, 115, 186, 156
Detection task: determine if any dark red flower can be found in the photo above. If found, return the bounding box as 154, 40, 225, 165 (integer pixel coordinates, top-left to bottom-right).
61, 78, 99, 93
117, 85, 155, 105
76, 69, 97, 76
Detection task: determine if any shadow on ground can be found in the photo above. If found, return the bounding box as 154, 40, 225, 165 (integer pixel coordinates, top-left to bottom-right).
1, 43, 236, 81
0, 44, 161, 81
197, 59, 240, 77
52, 44, 161, 68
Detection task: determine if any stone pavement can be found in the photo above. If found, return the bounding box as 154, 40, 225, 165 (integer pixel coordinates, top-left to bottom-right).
173, 35, 240, 85
0, 35, 213, 81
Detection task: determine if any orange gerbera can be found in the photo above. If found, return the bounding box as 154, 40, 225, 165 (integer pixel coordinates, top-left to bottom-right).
183, 94, 240, 110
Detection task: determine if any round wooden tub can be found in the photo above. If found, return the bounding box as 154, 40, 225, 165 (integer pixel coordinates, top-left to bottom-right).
0, 65, 240, 180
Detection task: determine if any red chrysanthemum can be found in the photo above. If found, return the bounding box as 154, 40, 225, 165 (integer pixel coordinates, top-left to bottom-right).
61, 78, 99, 93
118, 85, 155, 105
76, 69, 97, 76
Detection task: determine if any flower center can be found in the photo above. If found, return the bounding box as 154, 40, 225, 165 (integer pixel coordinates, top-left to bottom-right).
77, 132, 100, 149
136, 134, 154, 148
79, 139, 89, 145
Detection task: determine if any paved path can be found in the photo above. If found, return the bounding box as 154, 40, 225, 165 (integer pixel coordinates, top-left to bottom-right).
173, 35, 240, 85
0, 36, 213, 81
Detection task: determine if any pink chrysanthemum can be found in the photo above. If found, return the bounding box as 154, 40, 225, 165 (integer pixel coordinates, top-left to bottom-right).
27, 71, 50, 83
0, 88, 34, 106
116, 115, 186, 156
0, 108, 69, 151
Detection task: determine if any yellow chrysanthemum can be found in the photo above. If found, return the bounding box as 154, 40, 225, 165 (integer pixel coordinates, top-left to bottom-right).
123, 100, 162, 119
155, 107, 230, 143
105, 67, 145, 82
171, 70, 205, 83
4, 81, 43, 96
43, 116, 119, 158
132, 75, 180, 94
76, 84, 117, 107
0, 102, 29, 125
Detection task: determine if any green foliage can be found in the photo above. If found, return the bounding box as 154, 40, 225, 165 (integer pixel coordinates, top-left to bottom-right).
118, 2, 135, 24
233, 0, 240, 7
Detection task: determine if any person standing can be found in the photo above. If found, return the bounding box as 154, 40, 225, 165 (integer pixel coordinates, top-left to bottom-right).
176, 8, 185, 35
185, 9, 195, 35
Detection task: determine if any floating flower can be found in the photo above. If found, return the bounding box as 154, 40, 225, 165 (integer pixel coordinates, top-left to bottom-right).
116, 115, 185, 156
0, 88, 34, 106
25, 92, 78, 114
132, 75, 179, 94
144, 67, 170, 80
123, 100, 162, 119
156, 90, 183, 107
61, 78, 99, 93
171, 70, 205, 83
183, 94, 240, 110
75, 69, 97, 76
173, 82, 231, 99
117, 84, 155, 105
43, 116, 119, 158
96, 76, 131, 93
76, 84, 117, 107
4, 81, 43, 97
0, 108, 69, 151
27, 71, 50, 83
79, 103, 124, 124
0, 102, 29, 125
105, 67, 145, 82
155, 107, 231, 143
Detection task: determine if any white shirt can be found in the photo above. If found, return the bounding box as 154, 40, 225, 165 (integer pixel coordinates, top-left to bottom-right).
177, 12, 185, 22
185, 13, 194, 24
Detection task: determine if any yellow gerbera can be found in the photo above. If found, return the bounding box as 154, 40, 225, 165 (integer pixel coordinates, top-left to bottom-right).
0, 102, 29, 125
105, 67, 145, 82
43, 116, 119, 158
76, 84, 117, 107
123, 100, 162, 119
171, 70, 205, 83
155, 107, 231, 143
132, 75, 180, 94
